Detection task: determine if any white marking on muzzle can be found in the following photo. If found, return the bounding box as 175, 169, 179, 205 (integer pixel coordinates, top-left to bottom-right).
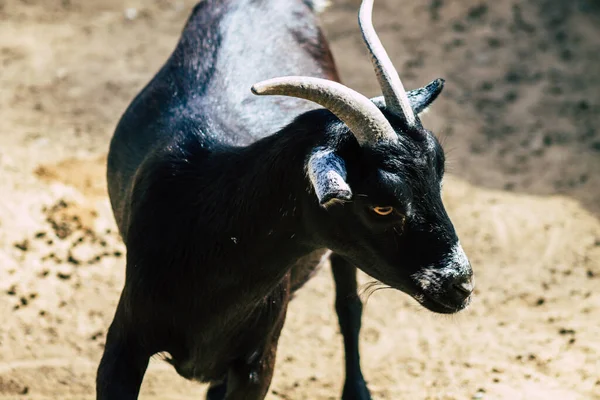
449, 241, 471, 276
413, 241, 471, 292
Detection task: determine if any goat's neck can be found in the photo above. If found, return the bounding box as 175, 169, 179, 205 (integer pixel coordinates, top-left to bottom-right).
223, 119, 325, 250
182, 114, 334, 299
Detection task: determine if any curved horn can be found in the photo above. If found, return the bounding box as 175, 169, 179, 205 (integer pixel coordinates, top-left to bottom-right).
251, 76, 397, 146
359, 0, 417, 127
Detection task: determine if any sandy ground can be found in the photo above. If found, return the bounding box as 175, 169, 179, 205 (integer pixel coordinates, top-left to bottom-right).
1, 0, 599, 399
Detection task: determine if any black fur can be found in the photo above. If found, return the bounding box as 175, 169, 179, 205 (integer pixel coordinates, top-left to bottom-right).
98, 0, 473, 399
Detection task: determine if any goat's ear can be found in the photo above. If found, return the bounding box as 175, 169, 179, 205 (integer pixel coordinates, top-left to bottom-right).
307, 149, 352, 208
371, 78, 444, 116
406, 78, 444, 115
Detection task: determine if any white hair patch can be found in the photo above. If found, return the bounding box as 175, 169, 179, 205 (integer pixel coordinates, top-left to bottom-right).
310, 0, 331, 13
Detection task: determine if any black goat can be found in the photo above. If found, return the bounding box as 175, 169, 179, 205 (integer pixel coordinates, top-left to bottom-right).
97, 0, 474, 398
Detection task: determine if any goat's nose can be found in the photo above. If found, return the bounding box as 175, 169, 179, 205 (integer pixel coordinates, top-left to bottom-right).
452, 275, 474, 297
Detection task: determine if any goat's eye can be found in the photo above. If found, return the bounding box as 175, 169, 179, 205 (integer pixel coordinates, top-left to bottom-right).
372, 206, 394, 216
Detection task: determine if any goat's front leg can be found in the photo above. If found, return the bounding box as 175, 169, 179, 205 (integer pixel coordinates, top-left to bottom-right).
223, 339, 280, 400
96, 297, 151, 400
331, 252, 372, 400
221, 283, 289, 400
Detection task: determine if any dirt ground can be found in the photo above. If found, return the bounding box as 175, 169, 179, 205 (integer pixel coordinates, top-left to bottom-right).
1, 0, 599, 399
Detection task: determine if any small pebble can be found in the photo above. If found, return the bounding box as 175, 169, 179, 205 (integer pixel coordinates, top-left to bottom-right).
124, 8, 138, 21
473, 391, 485, 399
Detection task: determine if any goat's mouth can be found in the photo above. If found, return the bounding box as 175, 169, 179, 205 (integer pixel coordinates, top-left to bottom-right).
413, 291, 471, 314
363, 265, 473, 314
383, 279, 472, 315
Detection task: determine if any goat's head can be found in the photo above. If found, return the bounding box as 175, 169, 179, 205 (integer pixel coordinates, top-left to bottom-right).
251, 0, 473, 314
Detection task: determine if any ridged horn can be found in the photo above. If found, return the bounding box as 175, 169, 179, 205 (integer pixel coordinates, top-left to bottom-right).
251, 76, 397, 146
359, 0, 417, 127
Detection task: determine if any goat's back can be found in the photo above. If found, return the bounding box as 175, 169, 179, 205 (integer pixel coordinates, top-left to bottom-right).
107, 0, 337, 234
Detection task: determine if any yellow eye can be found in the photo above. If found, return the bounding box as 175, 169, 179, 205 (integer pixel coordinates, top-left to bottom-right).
372, 206, 394, 216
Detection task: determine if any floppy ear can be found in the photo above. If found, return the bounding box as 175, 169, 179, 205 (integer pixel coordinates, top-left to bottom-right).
307, 149, 352, 208
371, 78, 444, 116
406, 78, 444, 114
